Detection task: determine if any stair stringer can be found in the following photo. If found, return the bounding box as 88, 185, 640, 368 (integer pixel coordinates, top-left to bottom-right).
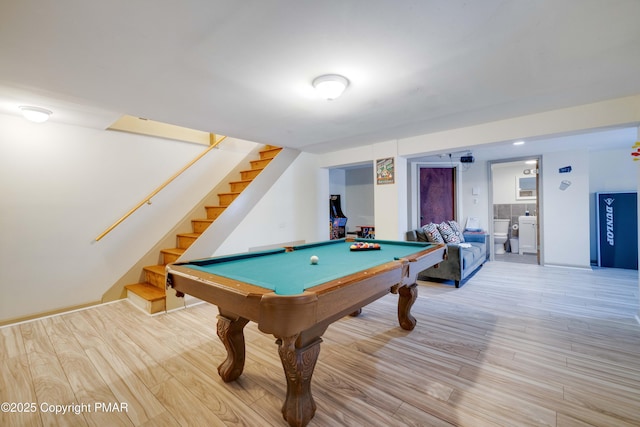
100, 144, 268, 306
178, 147, 301, 263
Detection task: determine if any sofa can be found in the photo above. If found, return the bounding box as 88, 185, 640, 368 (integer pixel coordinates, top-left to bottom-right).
406, 222, 487, 288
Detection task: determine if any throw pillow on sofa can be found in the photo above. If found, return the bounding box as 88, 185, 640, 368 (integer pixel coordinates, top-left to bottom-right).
437, 222, 461, 244
422, 223, 444, 243
448, 220, 465, 242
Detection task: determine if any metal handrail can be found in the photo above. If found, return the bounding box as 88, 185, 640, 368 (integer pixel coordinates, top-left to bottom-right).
95, 134, 227, 241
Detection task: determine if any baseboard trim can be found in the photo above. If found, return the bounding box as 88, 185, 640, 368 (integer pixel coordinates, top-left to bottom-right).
0, 300, 106, 328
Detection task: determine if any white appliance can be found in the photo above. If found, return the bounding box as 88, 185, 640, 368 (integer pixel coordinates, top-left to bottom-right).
518, 216, 537, 255
493, 219, 510, 255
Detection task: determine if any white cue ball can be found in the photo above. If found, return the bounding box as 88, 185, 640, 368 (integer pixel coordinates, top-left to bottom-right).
310, 255, 319, 265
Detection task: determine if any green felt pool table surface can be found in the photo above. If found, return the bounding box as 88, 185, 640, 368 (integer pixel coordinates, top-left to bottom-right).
183, 238, 437, 295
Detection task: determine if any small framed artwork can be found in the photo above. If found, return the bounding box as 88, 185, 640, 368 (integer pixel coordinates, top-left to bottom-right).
376, 158, 394, 185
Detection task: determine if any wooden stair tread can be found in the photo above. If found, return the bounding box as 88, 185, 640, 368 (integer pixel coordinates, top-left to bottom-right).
144, 264, 167, 274
125, 283, 165, 301
191, 218, 215, 223
161, 247, 185, 256
218, 192, 241, 196
261, 147, 281, 152
177, 232, 201, 238
229, 179, 253, 185
241, 167, 264, 173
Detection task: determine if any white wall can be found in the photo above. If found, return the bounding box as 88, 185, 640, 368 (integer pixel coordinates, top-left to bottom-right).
329, 168, 346, 233
328, 165, 375, 234
329, 168, 346, 202
542, 150, 591, 267
213, 152, 327, 255
492, 162, 537, 205
373, 141, 408, 240
345, 166, 374, 232
0, 113, 258, 322
459, 161, 490, 231
589, 148, 637, 192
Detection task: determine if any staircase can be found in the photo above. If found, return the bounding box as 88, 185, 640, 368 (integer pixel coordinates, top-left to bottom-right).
125, 145, 282, 314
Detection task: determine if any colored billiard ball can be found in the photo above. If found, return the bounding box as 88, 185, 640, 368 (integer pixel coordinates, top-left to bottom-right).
310, 255, 319, 265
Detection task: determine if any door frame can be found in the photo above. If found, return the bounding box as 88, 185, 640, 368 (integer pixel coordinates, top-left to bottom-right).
409, 162, 462, 229
488, 156, 544, 264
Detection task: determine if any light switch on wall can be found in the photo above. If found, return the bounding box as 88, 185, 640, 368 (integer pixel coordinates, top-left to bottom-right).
472, 187, 480, 196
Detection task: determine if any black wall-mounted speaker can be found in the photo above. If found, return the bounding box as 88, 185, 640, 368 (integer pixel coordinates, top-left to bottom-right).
460, 155, 475, 163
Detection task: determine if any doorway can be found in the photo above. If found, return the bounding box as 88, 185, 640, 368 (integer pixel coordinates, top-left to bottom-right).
489, 157, 542, 265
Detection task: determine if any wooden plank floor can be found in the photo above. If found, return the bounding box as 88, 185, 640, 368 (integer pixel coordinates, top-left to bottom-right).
1, 261, 639, 426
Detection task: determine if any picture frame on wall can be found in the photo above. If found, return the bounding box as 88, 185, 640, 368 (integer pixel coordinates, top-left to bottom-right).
376, 158, 394, 184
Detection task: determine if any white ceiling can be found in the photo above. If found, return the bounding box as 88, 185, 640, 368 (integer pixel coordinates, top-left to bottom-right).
1, 0, 639, 156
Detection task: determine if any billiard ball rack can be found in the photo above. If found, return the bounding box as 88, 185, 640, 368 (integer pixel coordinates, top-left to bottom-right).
349, 242, 381, 251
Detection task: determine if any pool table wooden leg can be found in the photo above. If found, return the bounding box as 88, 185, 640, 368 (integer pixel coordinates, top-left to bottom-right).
216, 313, 249, 382
398, 283, 418, 330
276, 335, 322, 427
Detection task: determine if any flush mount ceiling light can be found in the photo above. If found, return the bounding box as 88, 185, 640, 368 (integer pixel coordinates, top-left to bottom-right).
513, 140, 525, 146
312, 74, 349, 100
20, 106, 52, 123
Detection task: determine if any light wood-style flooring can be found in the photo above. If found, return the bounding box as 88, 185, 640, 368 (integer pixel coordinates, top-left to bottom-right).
1, 261, 639, 426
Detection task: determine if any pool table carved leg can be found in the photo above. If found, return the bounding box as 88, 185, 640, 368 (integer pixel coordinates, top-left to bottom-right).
276, 335, 322, 427
216, 313, 249, 382
398, 283, 418, 330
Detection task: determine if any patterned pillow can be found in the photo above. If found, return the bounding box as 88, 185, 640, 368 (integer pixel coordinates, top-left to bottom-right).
422, 223, 444, 244
415, 229, 428, 242
438, 221, 461, 244
448, 220, 465, 242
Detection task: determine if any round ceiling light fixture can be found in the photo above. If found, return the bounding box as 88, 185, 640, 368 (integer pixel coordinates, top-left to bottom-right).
20, 106, 52, 123
312, 74, 349, 100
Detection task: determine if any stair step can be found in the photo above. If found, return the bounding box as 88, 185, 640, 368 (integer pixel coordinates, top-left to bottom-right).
241, 168, 263, 180
218, 192, 240, 206
143, 265, 167, 287
229, 179, 253, 192
259, 147, 282, 160
160, 247, 185, 264
177, 232, 201, 249
250, 158, 272, 170
125, 283, 166, 314
205, 206, 226, 220
191, 218, 214, 233
125, 283, 165, 301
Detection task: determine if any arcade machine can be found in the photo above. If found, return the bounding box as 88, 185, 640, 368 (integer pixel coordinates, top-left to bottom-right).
330, 195, 348, 240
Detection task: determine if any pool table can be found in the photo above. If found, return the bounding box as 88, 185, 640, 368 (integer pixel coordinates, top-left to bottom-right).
166, 238, 444, 427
